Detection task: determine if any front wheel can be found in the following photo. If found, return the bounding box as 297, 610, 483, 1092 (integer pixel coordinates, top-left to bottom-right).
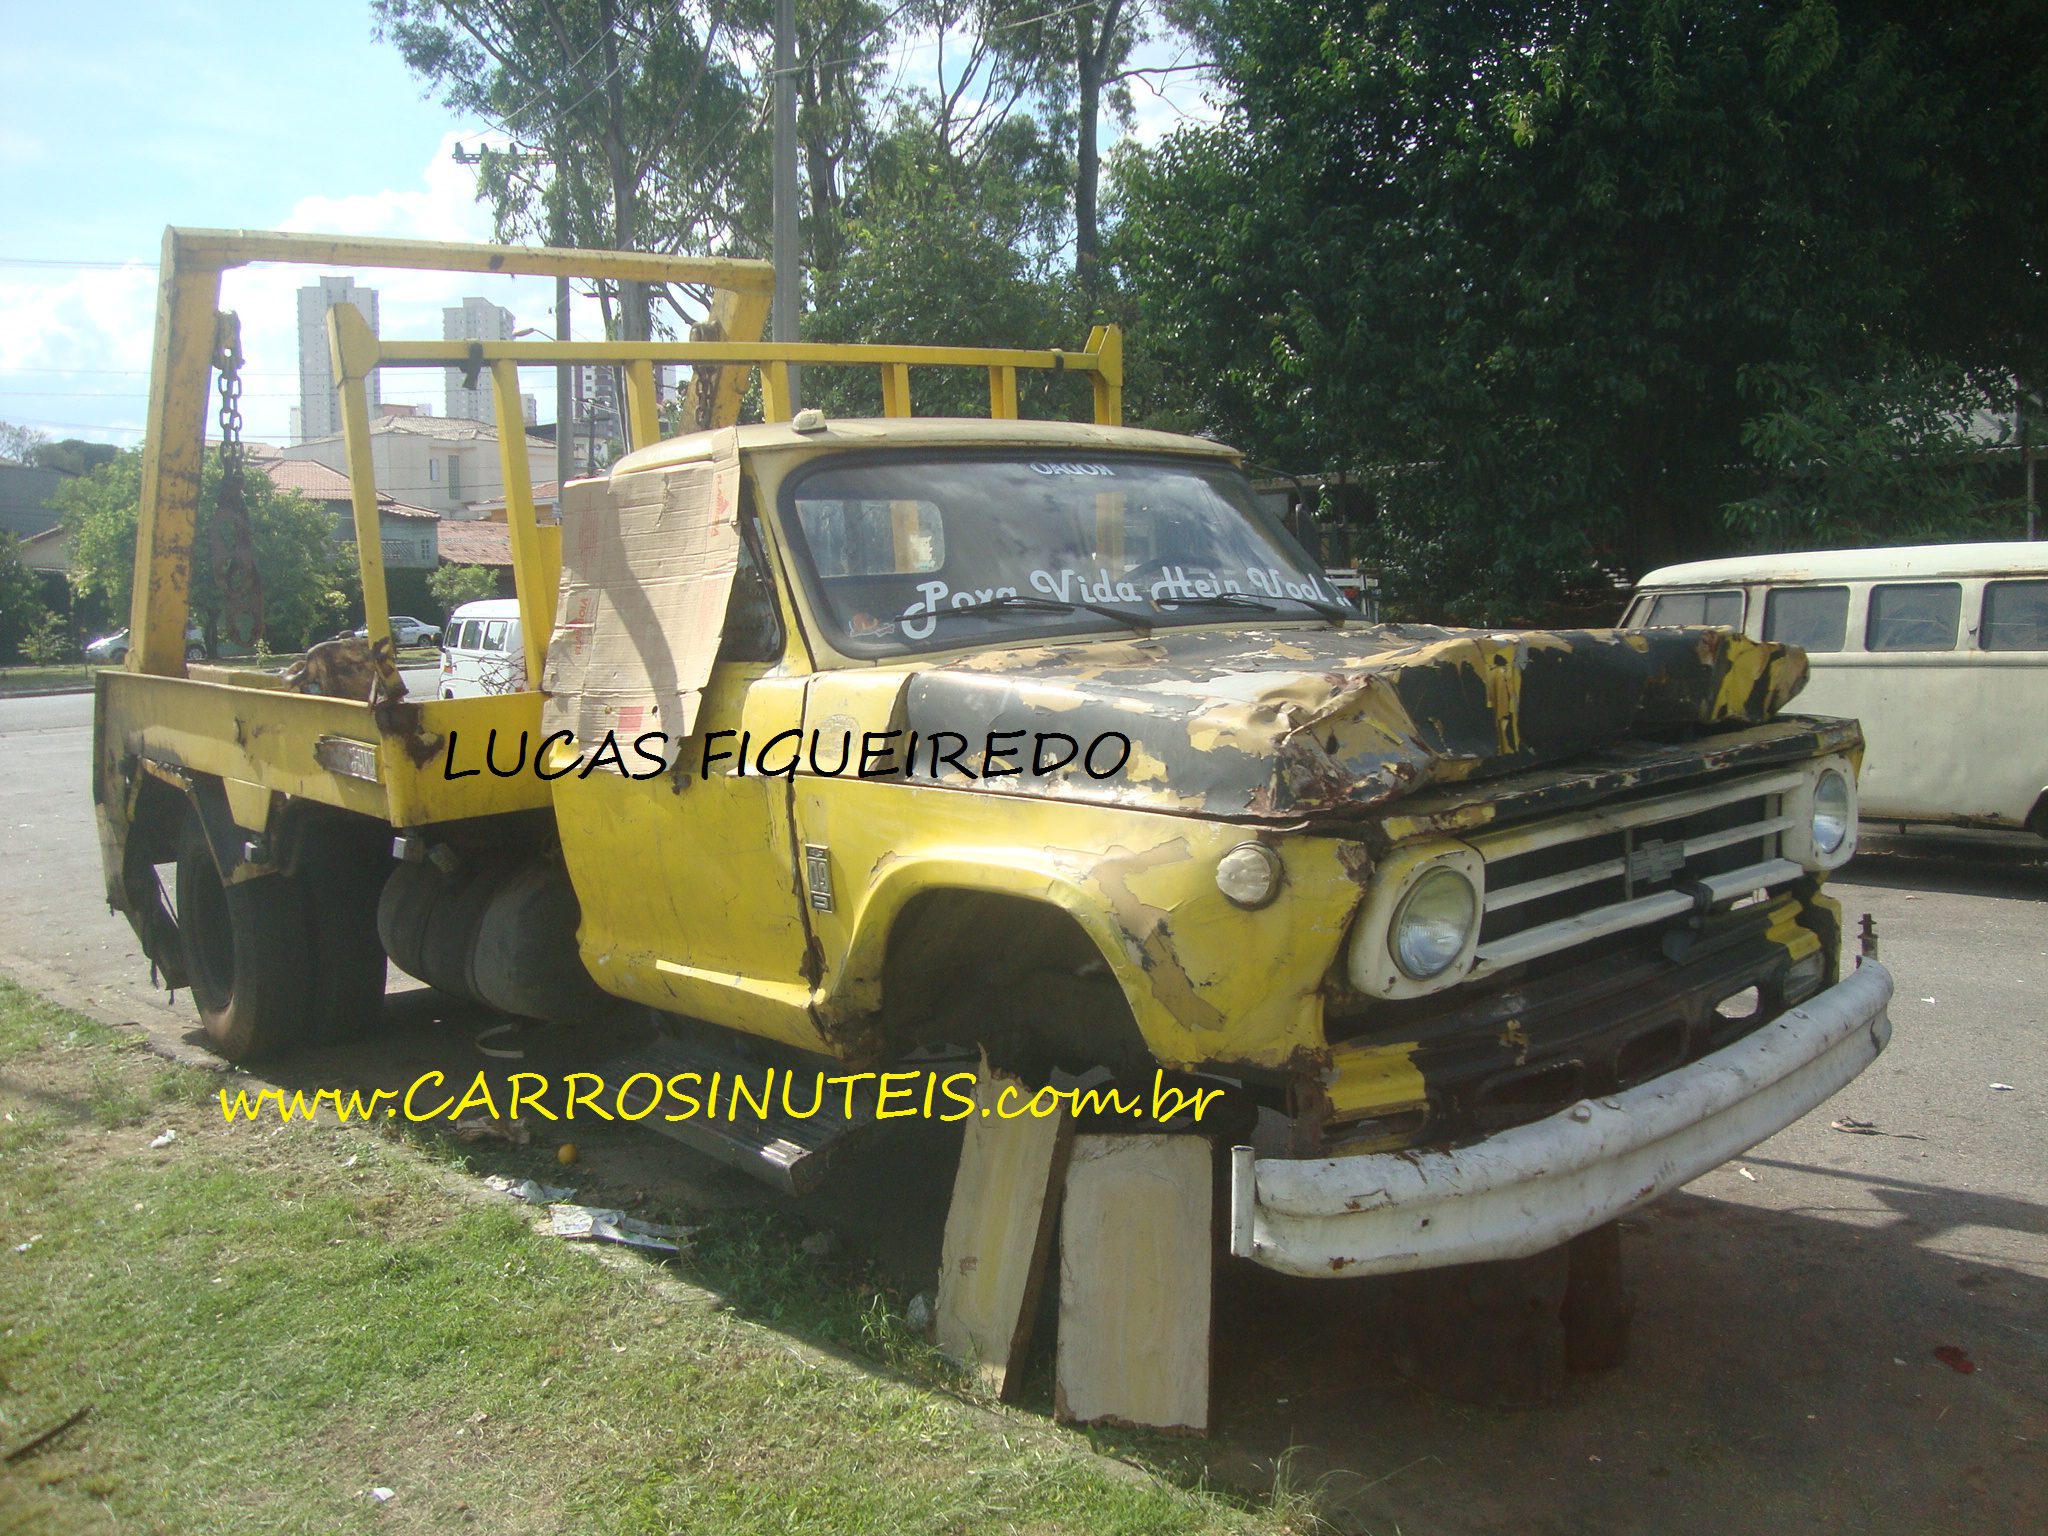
174, 818, 314, 1062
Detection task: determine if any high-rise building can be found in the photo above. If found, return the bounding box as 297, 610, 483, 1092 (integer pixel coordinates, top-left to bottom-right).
295, 277, 380, 443
444, 297, 518, 423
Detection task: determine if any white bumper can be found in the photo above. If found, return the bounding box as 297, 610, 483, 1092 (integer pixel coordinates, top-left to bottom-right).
1230, 960, 1894, 1278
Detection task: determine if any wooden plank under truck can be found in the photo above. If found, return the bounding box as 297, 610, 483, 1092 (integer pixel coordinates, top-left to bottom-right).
95, 229, 1894, 1281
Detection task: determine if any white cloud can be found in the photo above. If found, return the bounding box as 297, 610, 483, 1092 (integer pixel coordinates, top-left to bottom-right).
0, 134, 608, 446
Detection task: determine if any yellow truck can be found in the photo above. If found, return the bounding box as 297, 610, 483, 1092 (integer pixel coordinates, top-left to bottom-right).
96, 230, 1894, 1278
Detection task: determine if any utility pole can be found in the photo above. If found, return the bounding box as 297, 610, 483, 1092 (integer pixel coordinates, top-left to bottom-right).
773, 0, 801, 406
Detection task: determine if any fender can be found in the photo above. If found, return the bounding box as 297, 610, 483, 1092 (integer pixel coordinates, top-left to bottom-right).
817, 837, 1358, 1072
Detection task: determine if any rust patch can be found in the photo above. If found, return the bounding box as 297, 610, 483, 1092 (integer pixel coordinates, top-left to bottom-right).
1087, 840, 1229, 1033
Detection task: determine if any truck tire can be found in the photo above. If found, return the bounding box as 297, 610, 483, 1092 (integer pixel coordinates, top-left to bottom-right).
174, 817, 314, 1062
298, 820, 392, 1040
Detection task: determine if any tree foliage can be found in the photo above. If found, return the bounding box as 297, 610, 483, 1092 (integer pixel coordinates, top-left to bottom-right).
428, 562, 504, 614
53, 451, 356, 654
804, 101, 1088, 414
374, 0, 765, 340
0, 535, 54, 665
1118, 0, 2048, 620
0, 422, 47, 467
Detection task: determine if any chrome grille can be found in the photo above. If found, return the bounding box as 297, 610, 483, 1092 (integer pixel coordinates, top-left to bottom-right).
1469, 770, 1804, 974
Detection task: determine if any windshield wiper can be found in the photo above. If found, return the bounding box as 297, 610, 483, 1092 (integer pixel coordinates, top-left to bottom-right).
1156, 590, 1352, 625
927, 592, 1153, 636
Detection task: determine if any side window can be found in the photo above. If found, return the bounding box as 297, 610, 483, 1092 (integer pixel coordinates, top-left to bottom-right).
1763, 586, 1850, 652
457, 621, 478, 650
718, 518, 785, 664
1866, 583, 1961, 652
1642, 589, 1743, 628
481, 619, 508, 653
1982, 579, 2048, 651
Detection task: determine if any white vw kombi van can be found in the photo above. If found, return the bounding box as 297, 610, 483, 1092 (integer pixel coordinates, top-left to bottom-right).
437, 598, 527, 700
1626, 542, 2048, 838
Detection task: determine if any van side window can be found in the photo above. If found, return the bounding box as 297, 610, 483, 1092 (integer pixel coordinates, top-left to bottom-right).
454, 621, 476, 650
481, 620, 507, 653
1866, 582, 1961, 652
1763, 586, 1849, 652
1643, 589, 1743, 628
1982, 579, 2048, 651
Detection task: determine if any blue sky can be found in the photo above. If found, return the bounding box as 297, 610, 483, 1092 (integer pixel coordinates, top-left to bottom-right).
0, 1, 1212, 447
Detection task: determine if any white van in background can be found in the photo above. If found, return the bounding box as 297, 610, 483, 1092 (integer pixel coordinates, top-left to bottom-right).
437, 599, 526, 700
1624, 542, 2048, 839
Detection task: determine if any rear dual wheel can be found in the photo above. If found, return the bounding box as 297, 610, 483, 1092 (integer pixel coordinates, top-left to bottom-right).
174, 814, 390, 1062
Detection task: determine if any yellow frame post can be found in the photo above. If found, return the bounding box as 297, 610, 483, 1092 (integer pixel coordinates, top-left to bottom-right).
880, 363, 912, 418
490, 359, 552, 685
1085, 325, 1123, 426
128, 230, 225, 676
761, 363, 794, 422
329, 305, 392, 656
623, 359, 660, 450
988, 366, 1019, 420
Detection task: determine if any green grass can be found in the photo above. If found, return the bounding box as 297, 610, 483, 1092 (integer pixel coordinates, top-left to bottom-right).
0, 978, 1294, 1535
0, 665, 99, 695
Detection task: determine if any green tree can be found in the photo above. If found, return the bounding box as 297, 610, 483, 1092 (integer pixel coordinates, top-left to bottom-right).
1117, 0, 2048, 620
0, 422, 47, 466
804, 103, 1087, 416
428, 562, 503, 615
0, 534, 54, 665
53, 451, 356, 654
374, 0, 771, 341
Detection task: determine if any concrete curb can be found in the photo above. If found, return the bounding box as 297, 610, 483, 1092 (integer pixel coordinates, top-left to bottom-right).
0, 686, 96, 700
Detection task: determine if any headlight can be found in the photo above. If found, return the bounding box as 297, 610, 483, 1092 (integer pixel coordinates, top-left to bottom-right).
1811, 769, 1851, 856
1390, 866, 1478, 980
1215, 842, 1282, 908
1784, 757, 1857, 871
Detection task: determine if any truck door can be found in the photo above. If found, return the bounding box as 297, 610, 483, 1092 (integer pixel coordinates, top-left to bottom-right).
550, 521, 826, 1053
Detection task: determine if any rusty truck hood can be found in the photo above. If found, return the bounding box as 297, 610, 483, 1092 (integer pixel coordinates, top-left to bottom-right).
893, 623, 1809, 821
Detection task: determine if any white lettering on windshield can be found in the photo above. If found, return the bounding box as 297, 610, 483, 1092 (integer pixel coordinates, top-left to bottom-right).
894, 564, 1339, 639
1032, 568, 1142, 605
1028, 462, 1117, 477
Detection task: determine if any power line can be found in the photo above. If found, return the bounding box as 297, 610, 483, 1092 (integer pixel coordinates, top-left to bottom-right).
0, 257, 159, 270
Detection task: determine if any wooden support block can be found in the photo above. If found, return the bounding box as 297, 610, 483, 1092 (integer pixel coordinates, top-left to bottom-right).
933, 1067, 1073, 1399
1055, 1134, 1212, 1435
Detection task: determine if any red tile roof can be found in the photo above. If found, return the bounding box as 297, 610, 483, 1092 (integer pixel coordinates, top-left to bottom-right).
437, 522, 514, 566
260, 458, 355, 500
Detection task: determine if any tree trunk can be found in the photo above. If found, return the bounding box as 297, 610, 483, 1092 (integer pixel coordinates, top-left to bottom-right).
1075, 15, 1102, 297
596, 0, 648, 342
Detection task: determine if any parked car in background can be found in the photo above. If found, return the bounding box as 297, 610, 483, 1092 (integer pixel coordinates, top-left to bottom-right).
435, 598, 525, 699
351, 614, 442, 648
1624, 541, 2048, 840
85, 624, 204, 664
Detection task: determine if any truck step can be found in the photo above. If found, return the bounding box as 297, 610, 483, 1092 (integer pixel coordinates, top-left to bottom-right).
599, 1033, 887, 1196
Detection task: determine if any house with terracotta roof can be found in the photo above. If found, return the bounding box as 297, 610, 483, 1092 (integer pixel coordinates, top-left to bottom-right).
256, 457, 440, 569
278, 410, 555, 521
434, 519, 516, 598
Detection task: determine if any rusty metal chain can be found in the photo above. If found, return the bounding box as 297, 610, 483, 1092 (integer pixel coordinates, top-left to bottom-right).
211, 323, 264, 650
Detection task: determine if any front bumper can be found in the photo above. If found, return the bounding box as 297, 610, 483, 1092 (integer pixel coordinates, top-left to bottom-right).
1230, 960, 1893, 1277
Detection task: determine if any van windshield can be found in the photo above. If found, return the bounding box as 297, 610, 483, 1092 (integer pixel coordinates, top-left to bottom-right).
777, 451, 1347, 656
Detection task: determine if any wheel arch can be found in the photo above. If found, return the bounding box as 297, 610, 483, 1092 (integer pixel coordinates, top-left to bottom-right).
823, 852, 1163, 1068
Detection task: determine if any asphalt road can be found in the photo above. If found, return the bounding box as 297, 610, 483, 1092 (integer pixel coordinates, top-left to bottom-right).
2, 688, 2041, 1533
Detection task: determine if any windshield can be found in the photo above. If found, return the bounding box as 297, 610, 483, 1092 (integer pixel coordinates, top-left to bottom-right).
777, 451, 1347, 656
